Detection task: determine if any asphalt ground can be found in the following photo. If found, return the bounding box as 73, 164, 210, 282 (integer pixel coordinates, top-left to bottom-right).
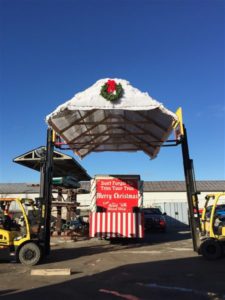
0, 230, 225, 300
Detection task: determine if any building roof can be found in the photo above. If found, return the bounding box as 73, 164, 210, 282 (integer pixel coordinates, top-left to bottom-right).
0, 181, 224, 194
46, 78, 177, 159
143, 181, 225, 192
13, 147, 91, 181
0, 183, 40, 194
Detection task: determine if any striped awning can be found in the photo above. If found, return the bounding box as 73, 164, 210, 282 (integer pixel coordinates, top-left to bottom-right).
89, 212, 144, 238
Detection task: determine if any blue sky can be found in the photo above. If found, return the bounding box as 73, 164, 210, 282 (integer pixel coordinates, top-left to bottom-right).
0, 0, 224, 183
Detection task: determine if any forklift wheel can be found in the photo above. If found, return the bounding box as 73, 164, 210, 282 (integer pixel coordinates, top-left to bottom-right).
18, 242, 42, 266
200, 239, 223, 260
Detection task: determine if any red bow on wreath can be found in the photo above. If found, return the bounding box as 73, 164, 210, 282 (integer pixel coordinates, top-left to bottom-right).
106, 80, 116, 93
100, 79, 123, 101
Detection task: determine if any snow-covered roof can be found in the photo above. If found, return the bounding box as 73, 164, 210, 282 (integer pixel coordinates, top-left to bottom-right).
46, 78, 177, 159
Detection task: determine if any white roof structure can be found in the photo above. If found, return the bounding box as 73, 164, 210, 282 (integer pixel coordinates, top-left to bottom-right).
46, 78, 178, 159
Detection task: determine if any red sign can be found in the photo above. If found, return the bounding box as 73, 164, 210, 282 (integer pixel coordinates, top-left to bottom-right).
96, 178, 139, 212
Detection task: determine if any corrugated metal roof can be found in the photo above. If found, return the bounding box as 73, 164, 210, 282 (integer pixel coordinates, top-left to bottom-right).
143, 181, 225, 192
0, 183, 40, 194
0, 181, 224, 194
79, 180, 225, 192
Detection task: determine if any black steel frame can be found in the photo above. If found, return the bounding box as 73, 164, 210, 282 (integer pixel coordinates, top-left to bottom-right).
40, 125, 201, 255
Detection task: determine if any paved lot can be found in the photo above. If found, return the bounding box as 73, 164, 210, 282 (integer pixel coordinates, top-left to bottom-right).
0, 231, 225, 300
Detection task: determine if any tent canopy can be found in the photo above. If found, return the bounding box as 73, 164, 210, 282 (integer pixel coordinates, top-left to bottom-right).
46, 79, 177, 159
13, 147, 91, 181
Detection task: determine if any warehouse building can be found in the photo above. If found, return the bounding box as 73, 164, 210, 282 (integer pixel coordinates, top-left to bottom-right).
0, 180, 224, 229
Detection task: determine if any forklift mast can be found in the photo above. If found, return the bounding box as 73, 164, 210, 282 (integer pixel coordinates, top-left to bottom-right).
40, 109, 202, 255
38, 128, 54, 255
181, 125, 201, 252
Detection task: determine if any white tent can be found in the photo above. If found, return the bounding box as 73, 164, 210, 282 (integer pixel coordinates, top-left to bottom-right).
46, 78, 177, 159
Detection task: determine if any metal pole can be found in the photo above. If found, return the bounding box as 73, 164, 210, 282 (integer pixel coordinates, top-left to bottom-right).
39, 128, 54, 255
181, 125, 201, 252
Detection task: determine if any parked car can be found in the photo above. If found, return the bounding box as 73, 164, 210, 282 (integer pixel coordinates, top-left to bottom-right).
143, 208, 167, 232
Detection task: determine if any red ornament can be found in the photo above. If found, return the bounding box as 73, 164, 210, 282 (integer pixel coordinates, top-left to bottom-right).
106, 80, 116, 93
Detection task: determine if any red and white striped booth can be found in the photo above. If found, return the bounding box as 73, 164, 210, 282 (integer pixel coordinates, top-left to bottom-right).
89, 212, 144, 238
89, 175, 144, 239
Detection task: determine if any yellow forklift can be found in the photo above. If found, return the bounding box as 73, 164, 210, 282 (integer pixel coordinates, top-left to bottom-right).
2, 134, 91, 266
0, 198, 42, 266
199, 193, 225, 260
0, 131, 57, 266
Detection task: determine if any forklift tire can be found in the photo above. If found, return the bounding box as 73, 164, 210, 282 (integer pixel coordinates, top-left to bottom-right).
200, 239, 223, 260
18, 242, 42, 266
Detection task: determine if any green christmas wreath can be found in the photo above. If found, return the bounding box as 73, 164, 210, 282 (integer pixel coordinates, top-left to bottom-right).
100, 80, 123, 101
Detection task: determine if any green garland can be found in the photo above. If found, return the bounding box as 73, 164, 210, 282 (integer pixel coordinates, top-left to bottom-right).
100, 82, 123, 101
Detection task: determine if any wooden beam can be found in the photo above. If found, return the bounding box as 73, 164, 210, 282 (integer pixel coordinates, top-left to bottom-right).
76, 132, 153, 137
59, 110, 97, 134
134, 111, 168, 131
71, 120, 150, 125
122, 129, 156, 155
31, 269, 71, 276
69, 115, 110, 143
72, 127, 110, 148
122, 121, 159, 141
67, 141, 158, 146
79, 136, 112, 158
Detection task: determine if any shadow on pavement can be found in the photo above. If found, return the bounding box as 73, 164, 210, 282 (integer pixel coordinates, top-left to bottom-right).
110, 230, 191, 245
143, 230, 191, 244
1, 255, 224, 300
0, 290, 17, 296
46, 230, 191, 263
